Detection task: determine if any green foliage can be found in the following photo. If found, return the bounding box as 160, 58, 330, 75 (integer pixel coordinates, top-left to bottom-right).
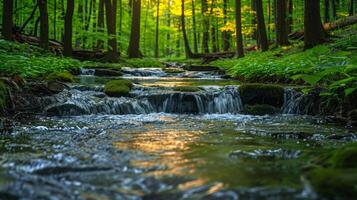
0, 81, 7, 110
0, 40, 82, 78
104, 79, 133, 97
124, 58, 163, 68
173, 86, 201, 92
46, 71, 75, 83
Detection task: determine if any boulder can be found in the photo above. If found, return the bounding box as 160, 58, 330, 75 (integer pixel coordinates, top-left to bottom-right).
239, 84, 284, 108
243, 104, 280, 115
94, 69, 123, 77
104, 79, 133, 97
45, 102, 89, 116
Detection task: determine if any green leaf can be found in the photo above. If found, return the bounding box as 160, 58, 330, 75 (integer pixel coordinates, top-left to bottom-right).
345, 87, 357, 96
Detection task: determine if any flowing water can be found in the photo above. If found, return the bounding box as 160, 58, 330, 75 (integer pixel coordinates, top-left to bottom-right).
0, 68, 356, 200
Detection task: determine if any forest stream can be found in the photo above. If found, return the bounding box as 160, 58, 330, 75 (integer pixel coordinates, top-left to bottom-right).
0, 67, 356, 200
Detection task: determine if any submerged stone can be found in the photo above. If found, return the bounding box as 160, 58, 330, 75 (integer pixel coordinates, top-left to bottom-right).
104, 79, 133, 97
239, 83, 284, 108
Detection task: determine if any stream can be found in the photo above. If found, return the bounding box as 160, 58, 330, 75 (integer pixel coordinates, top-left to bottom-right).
0, 67, 356, 200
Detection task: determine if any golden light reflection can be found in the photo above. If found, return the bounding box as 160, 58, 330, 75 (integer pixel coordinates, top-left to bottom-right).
113, 129, 201, 177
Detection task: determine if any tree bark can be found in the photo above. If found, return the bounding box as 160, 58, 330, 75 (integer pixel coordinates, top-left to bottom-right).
181, 0, 193, 58
105, 0, 119, 61
324, 0, 330, 23
349, 0, 355, 16
256, 0, 269, 51
304, 0, 326, 49
275, 0, 289, 46
287, 0, 293, 33
155, 0, 160, 58
128, 0, 142, 58
2, 0, 13, 40
64, 0, 74, 56
201, 0, 210, 53
235, 0, 244, 57
38, 0, 49, 50
222, 0, 230, 51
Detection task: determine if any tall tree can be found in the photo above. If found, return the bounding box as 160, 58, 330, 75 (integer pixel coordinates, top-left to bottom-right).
324, 0, 330, 23
155, 0, 160, 58
235, 0, 244, 57
128, 0, 142, 58
256, 0, 269, 51
38, 0, 49, 50
304, 0, 327, 49
349, 0, 355, 16
209, 0, 218, 52
192, 0, 199, 53
2, 0, 13, 41
97, 0, 105, 49
201, 0, 210, 53
275, 0, 289, 46
181, 0, 193, 58
64, 0, 74, 56
287, 0, 293, 33
105, 0, 119, 61
222, 0, 230, 51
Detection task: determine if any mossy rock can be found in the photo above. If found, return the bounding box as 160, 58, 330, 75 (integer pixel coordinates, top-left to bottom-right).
238, 84, 284, 108
308, 168, 357, 198
329, 143, 357, 169
46, 71, 74, 83
243, 104, 280, 115
163, 68, 185, 73
173, 86, 201, 92
104, 79, 133, 97
0, 81, 7, 111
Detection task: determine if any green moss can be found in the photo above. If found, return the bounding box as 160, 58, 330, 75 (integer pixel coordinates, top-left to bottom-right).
104, 79, 133, 97
243, 104, 280, 116
239, 84, 284, 107
46, 71, 75, 82
173, 86, 201, 92
0, 81, 7, 111
308, 168, 357, 198
328, 143, 357, 169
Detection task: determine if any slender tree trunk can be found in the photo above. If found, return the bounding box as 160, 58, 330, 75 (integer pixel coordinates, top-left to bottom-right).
235, 0, 244, 57
105, 0, 118, 61
53, 0, 57, 40
38, 0, 49, 50
349, 0, 355, 16
119, 0, 123, 48
251, 0, 258, 43
222, 0, 230, 51
155, 0, 160, 58
287, 0, 293, 33
19, 3, 38, 33
181, 0, 193, 58
256, 0, 269, 51
332, 0, 337, 19
324, 0, 330, 23
275, 0, 289, 46
201, 0, 209, 53
97, 0, 105, 49
267, 0, 271, 40
128, 0, 142, 58
192, 0, 198, 53
304, 0, 326, 49
209, 0, 217, 52
2, 0, 13, 40
64, 0, 74, 56
166, 0, 171, 56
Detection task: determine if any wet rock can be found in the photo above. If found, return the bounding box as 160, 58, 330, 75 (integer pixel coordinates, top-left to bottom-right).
94, 69, 123, 77
104, 79, 133, 97
347, 109, 357, 126
229, 149, 301, 160
28, 81, 68, 96
33, 166, 112, 175
46, 71, 74, 83
184, 65, 223, 73
243, 104, 280, 115
45, 102, 89, 116
239, 84, 284, 108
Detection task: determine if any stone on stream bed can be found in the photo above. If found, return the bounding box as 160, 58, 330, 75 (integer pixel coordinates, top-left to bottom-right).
104, 79, 133, 97
94, 69, 123, 76
307, 143, 357, 198
239, 83, 284, 108
46, 71, 74, 83
173, 86, 201, 92
184, 65, 224, 73
242, 104, 281, 115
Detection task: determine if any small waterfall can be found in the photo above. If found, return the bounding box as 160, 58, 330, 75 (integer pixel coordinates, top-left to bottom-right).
37, 86, 243, 116
121, 67, 166, 77
282, 89, 317, 115
80, 68, 96, 76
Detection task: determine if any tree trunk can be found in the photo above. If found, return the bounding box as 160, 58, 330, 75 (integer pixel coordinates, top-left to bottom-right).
105, 0, 118, 61
251, 0, 258, 42
166, 0, 171, 56
235, 0, 244, 57
19, 4, 38, 33
97, 0, 105, 49
287, 0, 293, 33
304, 0, 326, 49
275, 0, 289, 46
192, 0, 199, 53
128, 0, 142, 58
53, 0, 57, 40
2, 0, 13, 40
222, 0, 230, 51
209, 0, 217, 53
38, 0, 49, 50
324, 0, 330, 23
349, 0, 355, 16
256, 0, 269, 51
64, 0, 74, 56
119, 0, 123, 48
332, 0, 337, 19
181, 0, 193, 58
201, 0, 209, 53
155, 0, 160, 58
